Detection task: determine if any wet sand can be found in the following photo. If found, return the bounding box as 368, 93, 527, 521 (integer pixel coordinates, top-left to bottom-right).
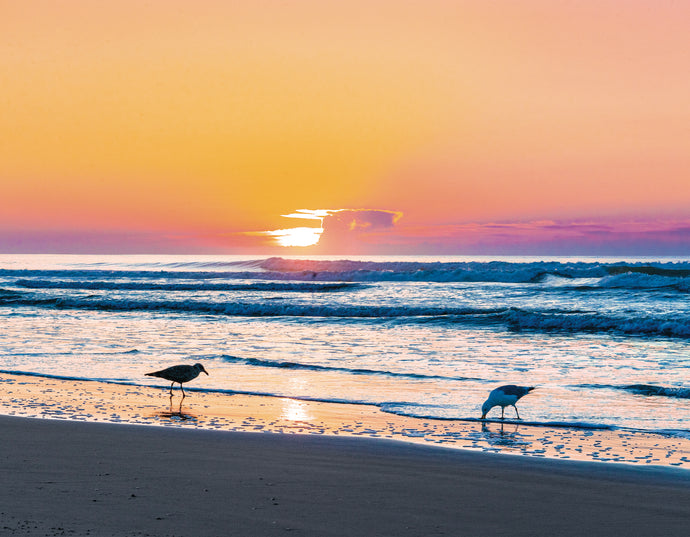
1, 414, 689, 537
1, 373, 689, 467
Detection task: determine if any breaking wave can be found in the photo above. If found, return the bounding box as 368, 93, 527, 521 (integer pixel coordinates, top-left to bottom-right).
2, 259, 689, 287
2, 291, 689, 339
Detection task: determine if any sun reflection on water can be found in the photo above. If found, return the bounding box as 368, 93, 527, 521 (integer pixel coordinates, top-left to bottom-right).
280, 398, 314, 422
279, 379, 316, 422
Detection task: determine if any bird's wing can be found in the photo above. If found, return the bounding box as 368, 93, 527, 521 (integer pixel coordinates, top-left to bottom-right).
499, 385, 532, 397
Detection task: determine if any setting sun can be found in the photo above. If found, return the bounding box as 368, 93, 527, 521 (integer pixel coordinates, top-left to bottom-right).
267, 227, 323, 247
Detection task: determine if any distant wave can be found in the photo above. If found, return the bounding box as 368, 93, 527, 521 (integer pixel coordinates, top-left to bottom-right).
13, 279, 364, 293
606, 265, 690, 278
258, 258, 690, 284
220, 354, 482, 382
3, 259, 689, 286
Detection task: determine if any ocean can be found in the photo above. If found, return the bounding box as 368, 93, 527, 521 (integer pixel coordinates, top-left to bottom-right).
1, 254, 689, 443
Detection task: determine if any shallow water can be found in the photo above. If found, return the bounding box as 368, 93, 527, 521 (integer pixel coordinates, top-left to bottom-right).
2, 374, 689, 468
0, 254, 689, 442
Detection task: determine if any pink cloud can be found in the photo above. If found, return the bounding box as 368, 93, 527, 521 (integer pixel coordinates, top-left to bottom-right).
367, 218, 690, 255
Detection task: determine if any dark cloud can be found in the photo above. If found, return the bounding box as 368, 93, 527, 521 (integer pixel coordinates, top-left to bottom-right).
315, 209, 403, 253
323, 209, 401, 232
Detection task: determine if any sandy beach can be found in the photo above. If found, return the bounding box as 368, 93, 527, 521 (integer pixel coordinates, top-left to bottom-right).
1, 414, 689, 537
1, 374, 690, 536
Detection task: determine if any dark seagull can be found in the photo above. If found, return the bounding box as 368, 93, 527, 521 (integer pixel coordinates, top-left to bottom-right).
146, 363, 208, 397
481, 385, 535, 420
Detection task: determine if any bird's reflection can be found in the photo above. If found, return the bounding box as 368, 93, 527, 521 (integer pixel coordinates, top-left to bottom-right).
155, 395, 198, 421
480, 421, 529, 448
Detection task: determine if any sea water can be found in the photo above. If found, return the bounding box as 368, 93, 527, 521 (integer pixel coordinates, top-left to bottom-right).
0, 254, 688, 439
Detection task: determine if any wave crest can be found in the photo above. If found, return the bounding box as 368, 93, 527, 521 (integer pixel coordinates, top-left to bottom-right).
220, 354, 481, 382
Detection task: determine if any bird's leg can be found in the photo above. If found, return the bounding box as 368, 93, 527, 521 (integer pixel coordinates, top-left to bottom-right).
181, 384, 186, 398
501, 407, 505, 419
514, 406, 521, 420
169, 382, 174, 396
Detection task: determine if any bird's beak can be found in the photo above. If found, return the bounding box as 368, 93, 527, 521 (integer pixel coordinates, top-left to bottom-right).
203, 369, 209, 375
480, 413, 486, 420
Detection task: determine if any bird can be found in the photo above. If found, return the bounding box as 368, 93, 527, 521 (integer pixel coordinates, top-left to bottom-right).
145, 363, 208, 397
480, 385, 535, 420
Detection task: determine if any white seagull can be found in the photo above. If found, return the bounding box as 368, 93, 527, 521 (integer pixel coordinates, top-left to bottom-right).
146, 363, 208, 397
481, 385, 535, 420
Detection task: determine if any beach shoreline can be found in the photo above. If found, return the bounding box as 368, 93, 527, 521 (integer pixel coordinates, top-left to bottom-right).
1, 372, 689, 470
1, 413, 689, 537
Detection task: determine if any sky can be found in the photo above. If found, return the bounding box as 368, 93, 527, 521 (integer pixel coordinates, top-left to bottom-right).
2, 0, 689, 255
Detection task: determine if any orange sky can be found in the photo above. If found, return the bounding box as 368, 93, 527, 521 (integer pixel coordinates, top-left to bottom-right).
2, 1, 689, 254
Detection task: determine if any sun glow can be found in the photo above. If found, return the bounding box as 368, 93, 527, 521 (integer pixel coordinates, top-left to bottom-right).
267, 227, 323, 247
260, 209, 334, 247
